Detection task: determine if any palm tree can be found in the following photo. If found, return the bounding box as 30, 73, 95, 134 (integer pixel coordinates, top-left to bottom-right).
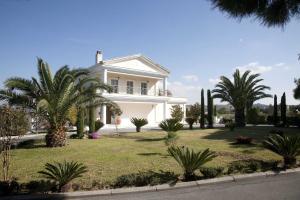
212, 69, 271, 127
0, 58, 119, 147
209, 0, 300, 27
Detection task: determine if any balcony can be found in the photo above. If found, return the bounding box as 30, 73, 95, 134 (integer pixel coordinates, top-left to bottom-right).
109, 85, 156, 96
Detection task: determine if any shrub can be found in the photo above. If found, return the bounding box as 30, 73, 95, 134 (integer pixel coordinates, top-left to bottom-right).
38, 161, 88, 192
246, 108, 260, 125
263, 134, 300, 168
95, 120, 104, 131
113, 171, 178, 188
227, 160, 261, 174
170, 105, 184, 122
164, 132, 179, 146
0, 178, 20, 196
235, 136, 253, 144
167, 146, 217, 180
25, 180, 56, 193
199, 167, 224, 178
185, 117, 195, 130
130, 118, 148, 132
159, 119, 183, 132
269, 129, 284, 136
225, 121, 235, 131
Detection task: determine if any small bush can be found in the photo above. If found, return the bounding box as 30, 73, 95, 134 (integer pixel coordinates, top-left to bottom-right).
235, 136, 253, 144
164, 132, 179, 146
131, 118, 148, 132
0, 179, 20, 196
199, 167, 224, 178
227, 160, 261, 174
113, 171, 177, 188
159, 119, 183, 132
185, 117, 195, 130
17, 139, 36, 148
25, 180, 56, 193
225, 121, 235, 131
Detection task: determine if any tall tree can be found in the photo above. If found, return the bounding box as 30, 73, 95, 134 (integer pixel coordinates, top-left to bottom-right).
207, 90, 213, 128
281, 92, 287, 126
0, 58, 120, 147
273, 95, 278, 126
213, 69, 271, 127
88, 106, 95, 133
187, 102, 201, 123
200, 89, 205, 129
209, 0, 300, 27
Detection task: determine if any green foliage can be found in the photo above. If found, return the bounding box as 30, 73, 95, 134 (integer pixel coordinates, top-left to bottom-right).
207, 90, 213, 128
235, 136, 253, 144
209, 0, 300, 27
164, 132, 179, 146
225, 121, 235, 131
185, 117, 195, 130
113, 171, 178, 188
88, 106, 95, 133
200, 89, 205, 129
293, 78, 300, 99
213, 69, 271, 127
263, 134, 300, 168
273, 95, 278, 126
280, 92, 287, 126
187, 103, 201, 121
199, 167, 224, 178
159, 119, 183, 133
167, 146, 217, 180
227, 160, 262, 174
38, 161, 87, 192
170, 105, 184, 122
76, 108, 85, 139
95, 120, 104, 131
131, 118, 148, 132
246, 107, 260, 125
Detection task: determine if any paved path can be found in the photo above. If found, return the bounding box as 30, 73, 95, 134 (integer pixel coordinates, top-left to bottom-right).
73, 172, 300, 200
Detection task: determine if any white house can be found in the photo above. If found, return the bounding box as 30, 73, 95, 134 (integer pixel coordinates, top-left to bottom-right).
89, 51, 187, 128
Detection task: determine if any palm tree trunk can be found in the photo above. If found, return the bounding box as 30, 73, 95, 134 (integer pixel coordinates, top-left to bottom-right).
46, 127, 67, 147
235, 108, 246, 127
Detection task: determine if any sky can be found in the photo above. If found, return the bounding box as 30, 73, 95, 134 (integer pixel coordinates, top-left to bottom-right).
0, 0, 299, 105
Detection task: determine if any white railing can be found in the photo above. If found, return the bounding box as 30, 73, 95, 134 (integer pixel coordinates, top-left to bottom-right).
109, 85, 156, 96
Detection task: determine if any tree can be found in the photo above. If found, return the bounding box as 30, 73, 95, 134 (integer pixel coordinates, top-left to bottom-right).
281, 92, 287, 126
209, 0, 300, 27
0, 106, 29, 181
88, 106, 95, 133
170, 105, 184, 122
273, 95, 279, 126
0, 58, 119, 147
200, 89, 205, 129
187, 102, 201, 122
293, 78, 300, 99
246, 107, 260, 125
207, 90, 213, 128
212, 70, 271, 127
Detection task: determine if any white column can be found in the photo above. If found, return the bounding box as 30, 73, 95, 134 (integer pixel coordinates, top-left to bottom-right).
163, 77, 167, 96
163, 101, 167, 120
101, 105, 107, 125
103, 69, 107, 84
183, 104, 186, 120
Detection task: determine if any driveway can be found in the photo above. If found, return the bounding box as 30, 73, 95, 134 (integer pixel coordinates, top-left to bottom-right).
73, 172, 300, 200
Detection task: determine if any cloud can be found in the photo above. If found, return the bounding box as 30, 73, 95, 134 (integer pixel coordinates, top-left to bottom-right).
235, 62, 273, 74
182, 75, 199, 82
168, 81, 202, 103
208, 78, 220, 85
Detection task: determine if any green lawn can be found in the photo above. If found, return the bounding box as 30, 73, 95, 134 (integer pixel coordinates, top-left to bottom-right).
6, 126, 300, 190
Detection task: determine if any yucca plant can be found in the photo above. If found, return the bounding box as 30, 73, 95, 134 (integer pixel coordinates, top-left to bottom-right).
159, 119, 183, 132
131, 117, 148, 132
185, 117, 195, 130
38, 161, 88, 192
263, 134, 300, 168
167, 146, 217, 180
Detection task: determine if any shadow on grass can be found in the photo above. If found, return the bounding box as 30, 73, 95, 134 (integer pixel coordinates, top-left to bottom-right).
14, 139, 46, 149
137, 152, 163, 156
136, 137, 165, 142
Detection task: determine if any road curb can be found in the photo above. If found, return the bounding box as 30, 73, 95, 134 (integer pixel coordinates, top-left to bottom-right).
2, 167, 300, 200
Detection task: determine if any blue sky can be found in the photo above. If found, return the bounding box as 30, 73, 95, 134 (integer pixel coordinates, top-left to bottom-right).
0, 0, 299, 104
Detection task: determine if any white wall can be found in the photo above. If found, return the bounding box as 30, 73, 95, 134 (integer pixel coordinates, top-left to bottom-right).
109, 59, 157, 73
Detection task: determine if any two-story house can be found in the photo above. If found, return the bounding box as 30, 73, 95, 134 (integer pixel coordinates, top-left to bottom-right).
89, 51, 187, 128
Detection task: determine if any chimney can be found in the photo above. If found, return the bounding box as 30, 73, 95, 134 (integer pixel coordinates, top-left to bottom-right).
96, 50, 103, 64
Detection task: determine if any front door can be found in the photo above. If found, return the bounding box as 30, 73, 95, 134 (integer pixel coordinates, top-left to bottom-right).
106, 107, 112, 124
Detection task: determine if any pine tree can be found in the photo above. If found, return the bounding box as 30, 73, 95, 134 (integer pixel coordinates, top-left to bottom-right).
273, 95, 278, 126
77, 108, 85, 138
281, 92, 287, 126
200, 89, 205, 129
207, 90, 213, 128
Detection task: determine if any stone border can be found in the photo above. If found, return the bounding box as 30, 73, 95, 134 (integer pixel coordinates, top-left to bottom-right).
3, 168, 300, 200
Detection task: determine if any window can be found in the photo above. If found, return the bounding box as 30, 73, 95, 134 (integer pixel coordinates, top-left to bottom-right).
141, 82, 148, 95
127, 81, 134, 94
111, 79, 119, 93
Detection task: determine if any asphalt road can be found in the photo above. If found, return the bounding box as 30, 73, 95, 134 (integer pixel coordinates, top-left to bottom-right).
72, 172, 300, 200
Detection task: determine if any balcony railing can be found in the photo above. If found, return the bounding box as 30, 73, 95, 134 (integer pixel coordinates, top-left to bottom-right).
109, 85, 155, 96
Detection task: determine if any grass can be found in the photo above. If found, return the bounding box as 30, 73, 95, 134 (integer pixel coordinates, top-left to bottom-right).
5, 126, 300, 190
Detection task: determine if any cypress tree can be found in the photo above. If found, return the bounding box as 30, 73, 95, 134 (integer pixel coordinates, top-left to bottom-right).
77, 108, 84, 138
207, 90, 213, 128
273, 95, 278, 126
89, 106, 95, 133
280, 92, 287, 126
200, 89, 205, 129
